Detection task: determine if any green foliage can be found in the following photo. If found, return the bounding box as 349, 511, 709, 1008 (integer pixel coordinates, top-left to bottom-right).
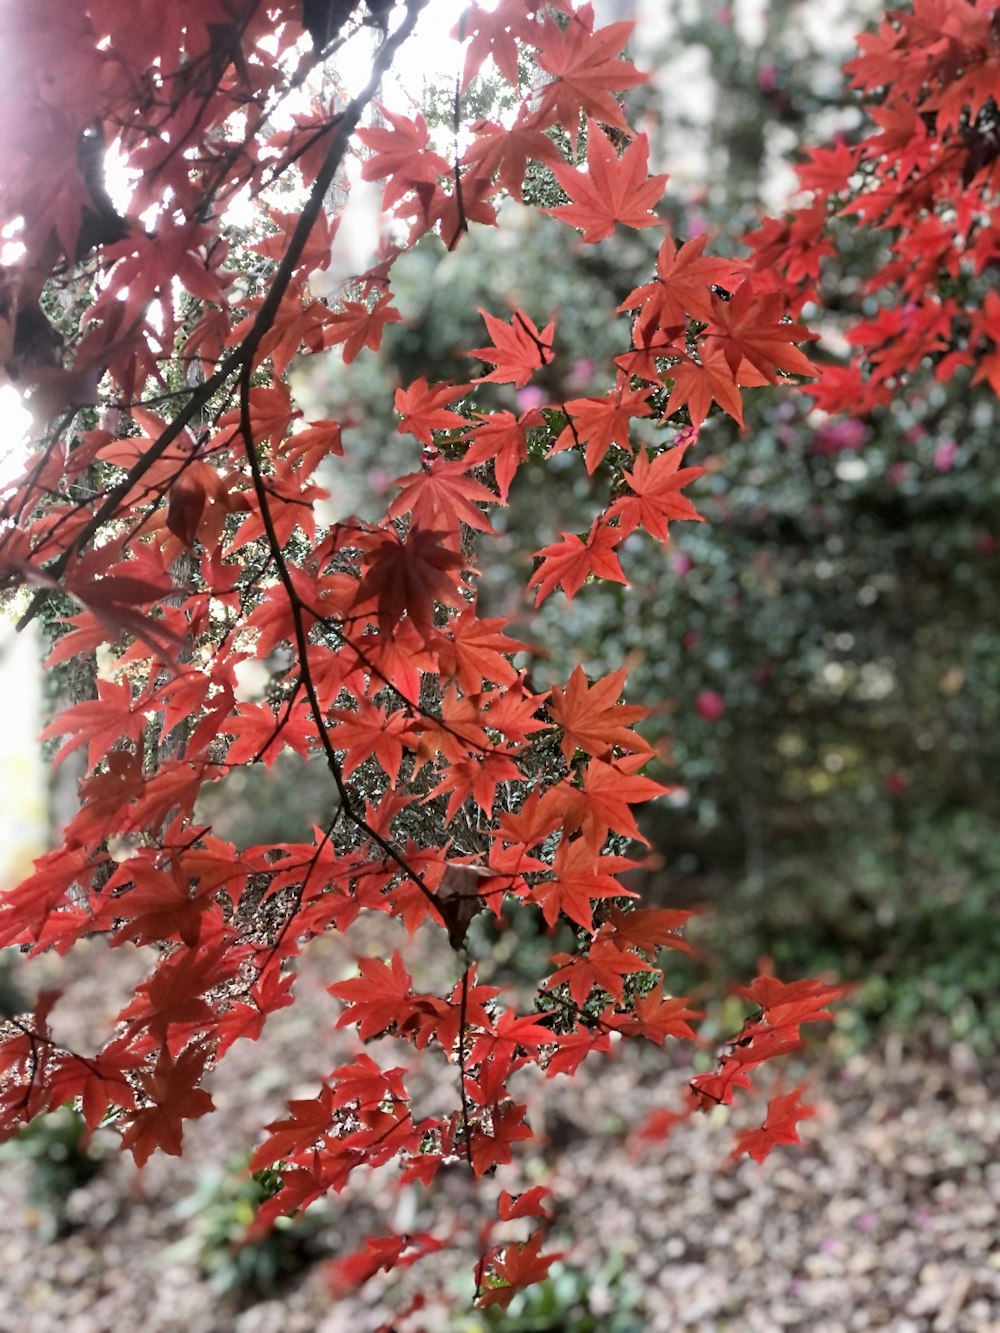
0, 1107, 106, 1239
167, 1158, 331, 1302
451, 1255, 645, 1333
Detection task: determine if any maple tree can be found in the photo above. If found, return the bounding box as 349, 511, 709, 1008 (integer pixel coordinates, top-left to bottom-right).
0, 0, 993, 1315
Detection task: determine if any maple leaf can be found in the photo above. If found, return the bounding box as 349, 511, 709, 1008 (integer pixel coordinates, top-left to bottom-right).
47, 1041, 140, 1130
704, 281, 818, 382
559, 755, 669, 850
357, 106, 450, 208
607, 445, 706, 539
351, 526, 469, 639
478, 1231, 565, 1308
40, 677, 148, 774
735, 976, 851, 1034
463, 407, 543, 501
601, 904, 696, 958
389, 458, 497, 532
544, 937, 655, 1007
548, 665, 651, 761
497, 1186, 553, 1221
328, 699, 418, 785
468, 1100, 533, 1176
427, 748, 525, 822
529, 516, 627, 605
461, 110, 564, 202
119, 1047, 215, 1167
433, 602, 524, 694
468, 1008, 556, 1081
547, 123, 667, 242
731, 1086, 816, 1163
394, 377, 468, 443
455, 1, 529, 90
329, 951, 415, 1041
662, 341, 766, 430
531, 839, 637, 932
328, 1232, 446, 1294
250, 1085, 337, 1172
535, 5, 645, 145
321, 293, 402, 363
469, 309, 555, 387
543, 1026, 612, 1077
551, 380, 653, 473
619, 234, 741, 331
609, 988, 701, 1044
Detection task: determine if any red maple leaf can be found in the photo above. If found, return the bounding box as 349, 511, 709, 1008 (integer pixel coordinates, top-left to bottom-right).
463, 407, 543, 501
461, 110, 563, 201
357, 106, 450, 208
535, 5, 645, 144
469, 309, 556, 387
559, 755, 668, 850
551, 380, 653, 473
531, 838, 637, 931
529, 517, 626, 605
662, 341, 771, 430
434, 602, 524, 694
609, 988, 701, 1044
321, 294, 402, 363
329, 951, 416, 1041
704, 281, 818, 382
478, 1230, 565, 1309
544, 936, 655, 1007
394, 377, 468, 444
119, 1047, 215, 1167
547, 123, 667, 242
620, 234, 741, 332
389, 458, 497, 532
40, 677, 148, 774
548, 665, 651, 761
731, 1086, 816, 1163
607, 445, 706, 539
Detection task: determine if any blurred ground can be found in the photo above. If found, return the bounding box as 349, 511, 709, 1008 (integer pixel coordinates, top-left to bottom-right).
0, 932, 997, 1333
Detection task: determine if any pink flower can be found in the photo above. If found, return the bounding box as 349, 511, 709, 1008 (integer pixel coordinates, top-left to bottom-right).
696, 690, 725, 722
933, 439, 958, 472
516, 385, 546, 412
812, 418, 869, 455
888, 462, 913, 485
758, 66, 779, 94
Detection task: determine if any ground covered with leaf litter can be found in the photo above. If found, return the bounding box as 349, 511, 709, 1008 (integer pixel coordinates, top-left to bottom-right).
0, 933, 997, 1333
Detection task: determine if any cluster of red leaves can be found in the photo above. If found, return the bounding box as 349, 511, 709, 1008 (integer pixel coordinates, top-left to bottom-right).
745, 0, 1000, 414
5, 0, 978, 1309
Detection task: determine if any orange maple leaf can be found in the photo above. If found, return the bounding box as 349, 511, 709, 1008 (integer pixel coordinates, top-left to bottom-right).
548, 665, 651, 761
321, 293, 402, 363
529, 517, 626, 605
551, 379, 653, 474
470, 309, 555, 387
704, 281, 819, 382
394, 377, 468, 444
547, 123, 668, 242
607, 444, 706, 539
